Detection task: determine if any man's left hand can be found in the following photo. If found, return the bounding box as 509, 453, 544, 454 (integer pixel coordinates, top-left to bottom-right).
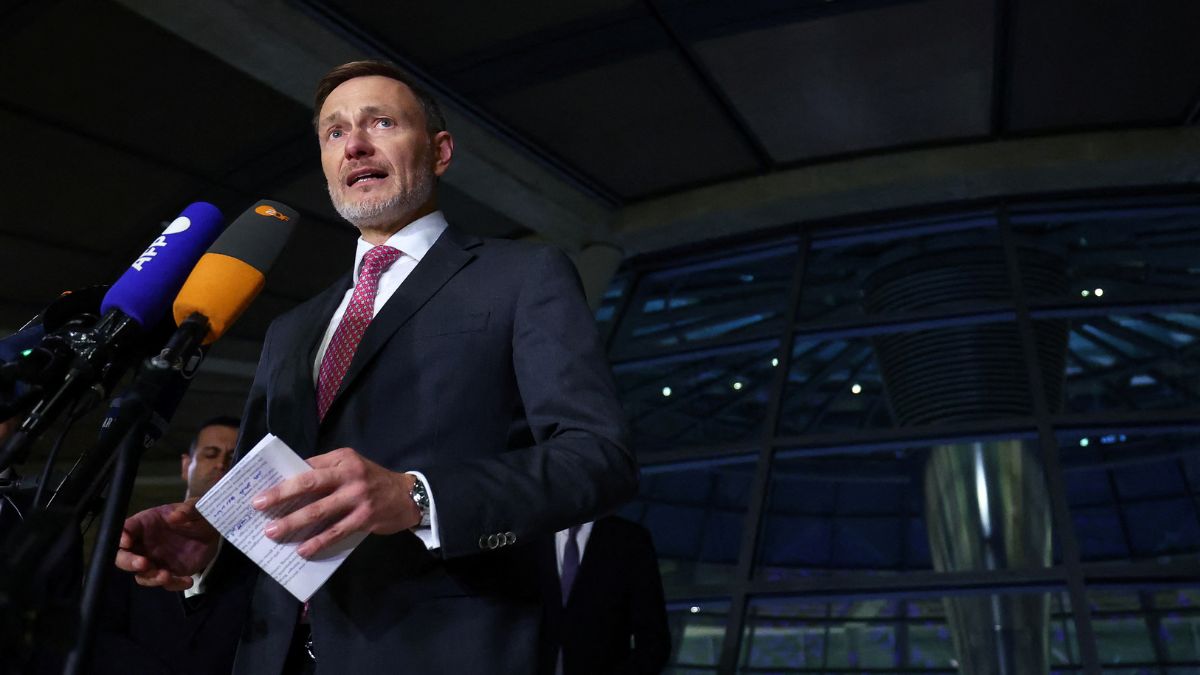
251, 447, 421, 558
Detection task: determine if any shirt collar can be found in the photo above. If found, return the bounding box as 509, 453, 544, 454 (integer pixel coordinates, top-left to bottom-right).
352, 211, 449, 283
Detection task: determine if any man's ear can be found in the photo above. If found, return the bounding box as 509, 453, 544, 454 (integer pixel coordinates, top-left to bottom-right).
180, 454, 192, 482
432, 131, 454, 177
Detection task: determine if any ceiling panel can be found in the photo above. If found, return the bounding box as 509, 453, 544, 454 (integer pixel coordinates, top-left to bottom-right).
0, 109, 199, 257
693, 0, 994, 163
0, 232, 115, 322
320, 0, 638, 66
0, 0, 311, 181
486, 50, 760, 198
1008, 0, 1200, 131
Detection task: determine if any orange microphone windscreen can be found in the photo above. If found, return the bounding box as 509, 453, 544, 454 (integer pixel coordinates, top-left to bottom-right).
172, 253, 264, 345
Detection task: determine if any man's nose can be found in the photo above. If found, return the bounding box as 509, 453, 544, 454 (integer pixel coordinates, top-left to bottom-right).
344, 127, 374, 158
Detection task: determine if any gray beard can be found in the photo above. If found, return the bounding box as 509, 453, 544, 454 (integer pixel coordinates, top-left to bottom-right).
328, 173, 434, 230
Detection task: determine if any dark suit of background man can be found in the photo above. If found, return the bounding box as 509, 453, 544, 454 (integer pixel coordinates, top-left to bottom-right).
540, 516, 671, 675
91, 416, 252, 675
115, 59, 637, 674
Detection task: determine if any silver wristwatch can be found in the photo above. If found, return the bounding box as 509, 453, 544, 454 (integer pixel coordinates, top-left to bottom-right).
409, 475, 431, 527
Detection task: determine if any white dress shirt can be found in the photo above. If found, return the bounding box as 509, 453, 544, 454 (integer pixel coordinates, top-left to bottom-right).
555, 521, 595, 575
312, 210, 449, 551
312, 211, 448, 375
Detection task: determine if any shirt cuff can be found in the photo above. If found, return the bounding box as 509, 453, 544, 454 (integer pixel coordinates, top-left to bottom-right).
182, 538, 223, 598
406, 470, 440, 551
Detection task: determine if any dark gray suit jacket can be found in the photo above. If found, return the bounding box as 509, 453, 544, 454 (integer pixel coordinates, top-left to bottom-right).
230, 226, 636, 674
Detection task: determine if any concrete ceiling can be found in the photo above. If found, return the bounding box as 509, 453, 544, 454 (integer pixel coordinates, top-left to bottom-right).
1, 0, 1198, 504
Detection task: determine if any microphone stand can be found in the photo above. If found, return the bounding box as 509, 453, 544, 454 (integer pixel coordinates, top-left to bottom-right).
62, 391, 162, 675
62, 313, 210, 675
0, 314, 210, 675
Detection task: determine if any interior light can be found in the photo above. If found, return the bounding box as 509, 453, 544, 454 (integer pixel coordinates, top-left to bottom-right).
690, 606, 700, 614
1080, 290, 1089, 297
732, 381, 743, 391
770, 358, 779, 367
20, 348, 33, 357
851, 383, 862, 395
661, 386, 672, 397
1079, 438, 1089, 447
1094, 288, 1104, 297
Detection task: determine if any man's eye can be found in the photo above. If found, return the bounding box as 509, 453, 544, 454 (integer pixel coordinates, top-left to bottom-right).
328, 129, 344, 140
377, 118, 394, 128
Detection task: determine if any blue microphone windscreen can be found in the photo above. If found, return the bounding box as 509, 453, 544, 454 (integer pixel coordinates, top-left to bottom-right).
101, 202, 225, 328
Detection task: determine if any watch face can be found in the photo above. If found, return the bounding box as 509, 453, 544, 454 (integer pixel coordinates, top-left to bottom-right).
410, 480, 429, 509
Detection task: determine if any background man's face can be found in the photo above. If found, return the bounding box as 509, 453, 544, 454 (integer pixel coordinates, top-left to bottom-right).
180, 424, 238, 499
317, 75, 450, 230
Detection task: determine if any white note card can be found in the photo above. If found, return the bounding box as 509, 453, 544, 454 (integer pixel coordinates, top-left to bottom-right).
195, 433, 366, 602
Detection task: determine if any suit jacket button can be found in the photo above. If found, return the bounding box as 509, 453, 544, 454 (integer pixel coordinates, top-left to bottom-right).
478, 535, 489, 550
504, 532, 517, 545
487, 533, 500, 550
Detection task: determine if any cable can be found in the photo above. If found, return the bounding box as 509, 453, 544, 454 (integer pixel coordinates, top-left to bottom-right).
30, 407, 85, 509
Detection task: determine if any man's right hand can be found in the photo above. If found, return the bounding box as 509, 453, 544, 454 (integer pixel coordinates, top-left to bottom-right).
114, 499, 220, 591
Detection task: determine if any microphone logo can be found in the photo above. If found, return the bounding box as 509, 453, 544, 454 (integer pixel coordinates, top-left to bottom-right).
131, 216, 191, 271
255, 205, 291, 222
162, 216, 192, 236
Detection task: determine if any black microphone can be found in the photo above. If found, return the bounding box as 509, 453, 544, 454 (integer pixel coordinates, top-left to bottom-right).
0, 203, 225, 472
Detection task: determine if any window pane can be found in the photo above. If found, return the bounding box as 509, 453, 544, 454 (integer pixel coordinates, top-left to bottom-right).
1079, 587, 1200, 670
1012, 198, 1200, 304
1041, 311, 1200, 415
611, 240, 798, 359
777, 335, 892, 436
669, 600, 730, 672
1089, 591, 1157, 664
1060, 431, 1200, 563
621, 457, 755, 592
614, 340, 780, 451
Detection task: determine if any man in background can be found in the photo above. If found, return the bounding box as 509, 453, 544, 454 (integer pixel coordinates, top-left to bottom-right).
178, 416, 239, 500
91, 416, 251, 675
541, 516, 671, 674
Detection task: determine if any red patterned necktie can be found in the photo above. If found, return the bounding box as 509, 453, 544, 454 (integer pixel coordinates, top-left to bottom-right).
315, 244, 403, 421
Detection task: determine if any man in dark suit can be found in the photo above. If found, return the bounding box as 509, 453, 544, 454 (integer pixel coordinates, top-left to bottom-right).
115, 59, 636, 674
90, 417, 248, 675
540, 516, 671, 675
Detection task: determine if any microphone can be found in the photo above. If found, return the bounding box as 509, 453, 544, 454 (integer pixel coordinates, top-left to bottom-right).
0, 203, 225, 471
173, 199, 298, 342
166, 199, 299, 356
101, 202, 226, 331
48, 199, 298, 506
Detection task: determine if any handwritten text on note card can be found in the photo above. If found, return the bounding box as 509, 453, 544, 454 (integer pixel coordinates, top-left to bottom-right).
195, 434, 366, 601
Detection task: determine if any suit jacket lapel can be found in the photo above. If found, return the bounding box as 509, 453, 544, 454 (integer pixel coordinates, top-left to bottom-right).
324, 227, 480, 422
275, 275, 350, 453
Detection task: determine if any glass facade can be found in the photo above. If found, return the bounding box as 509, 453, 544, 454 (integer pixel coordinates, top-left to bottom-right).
601, 193, 1200, 674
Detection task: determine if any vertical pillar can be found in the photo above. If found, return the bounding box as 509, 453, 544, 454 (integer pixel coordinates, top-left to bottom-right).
573, 242, 624, 311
